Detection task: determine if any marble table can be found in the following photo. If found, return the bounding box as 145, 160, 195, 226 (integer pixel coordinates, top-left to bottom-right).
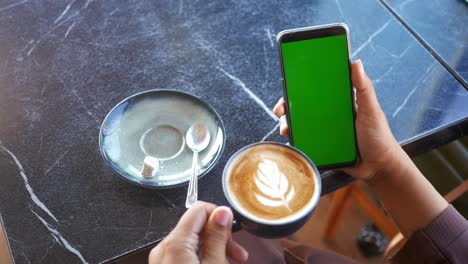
0, 0, 466, 263
382, 0, 468, 85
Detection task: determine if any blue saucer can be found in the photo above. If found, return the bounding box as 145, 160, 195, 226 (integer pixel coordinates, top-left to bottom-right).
99, 89, 225, 188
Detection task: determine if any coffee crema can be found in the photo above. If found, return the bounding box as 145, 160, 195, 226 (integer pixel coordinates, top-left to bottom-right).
227, 144, 316, 221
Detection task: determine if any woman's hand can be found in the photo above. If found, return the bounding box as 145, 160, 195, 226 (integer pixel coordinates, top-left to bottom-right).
273, 60, 449, 237
149, 201, 248, 264
273, 60, 402, 181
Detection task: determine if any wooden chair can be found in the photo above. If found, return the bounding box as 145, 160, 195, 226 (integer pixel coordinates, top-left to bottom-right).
323, 182, 399, 241
322, 179, 468, 257
323, 138, 467, 257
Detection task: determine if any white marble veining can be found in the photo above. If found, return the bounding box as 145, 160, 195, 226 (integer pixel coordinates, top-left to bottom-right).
375, 44, 414, 83
71, 88, 100, 124
261, 123, 280, 142
27, 12, 79, 56
109, 8, 119, 16
386, 0, 468, 85
335, 0, 345, 21
264, 27, 275, 48
392, 62, 436, 118
64, 22, 76, 38
219, 68, 279, 121
0, 0, 29, 13
398, 0, 416, 10
54, 0, 76, 24
261, 42, 271, 90
44, 149, 70, 176
31, 210, 88, 264
83, 0, 96, 9
0, 143, 58, 222
156, 192, 178, 210
352, 20, 391, 59
21, 251, 32, 264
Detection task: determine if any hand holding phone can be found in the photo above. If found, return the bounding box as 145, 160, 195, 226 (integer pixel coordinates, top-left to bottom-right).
274, 60, 402, 181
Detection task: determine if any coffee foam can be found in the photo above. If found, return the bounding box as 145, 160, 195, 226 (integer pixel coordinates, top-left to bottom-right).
227, 144, 317, 223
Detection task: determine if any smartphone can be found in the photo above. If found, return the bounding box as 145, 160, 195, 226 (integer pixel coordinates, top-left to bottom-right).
277, 23, 358, 170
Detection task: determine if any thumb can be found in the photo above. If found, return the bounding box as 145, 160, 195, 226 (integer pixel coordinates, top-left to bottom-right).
202, 206, 233, 263
351, 60, 381, 115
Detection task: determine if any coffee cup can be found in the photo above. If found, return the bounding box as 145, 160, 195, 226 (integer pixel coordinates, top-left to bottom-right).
222, 142, 321, 238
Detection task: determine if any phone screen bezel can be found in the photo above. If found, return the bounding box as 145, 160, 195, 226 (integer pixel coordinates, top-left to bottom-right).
277, 23, 359, 171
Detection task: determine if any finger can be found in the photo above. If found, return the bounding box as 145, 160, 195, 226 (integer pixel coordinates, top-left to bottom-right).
226, 237, 249, 263
148, 243, 163, 264
351, 60, 381, 114
171, 201, 216, 237
150, 202, 219, 263
273, 97, 286, 116
279, 115, 289, 137
202, 206, 233, 263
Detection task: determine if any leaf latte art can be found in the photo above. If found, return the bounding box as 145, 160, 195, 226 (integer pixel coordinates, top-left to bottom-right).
254, 159, 295, 211
227, 144, 316, 221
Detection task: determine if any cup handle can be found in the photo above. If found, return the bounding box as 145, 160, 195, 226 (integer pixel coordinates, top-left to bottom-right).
231, 218, 242, 232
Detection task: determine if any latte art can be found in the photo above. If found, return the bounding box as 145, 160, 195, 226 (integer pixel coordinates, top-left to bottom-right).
227, 144, 316, 221
254, 159, 295, 211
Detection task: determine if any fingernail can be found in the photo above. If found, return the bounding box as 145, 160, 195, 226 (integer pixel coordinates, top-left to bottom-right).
356, 59, 364, 72
214, 207, 231, 227
242, 249, 249, 260
280, 123, 286, 134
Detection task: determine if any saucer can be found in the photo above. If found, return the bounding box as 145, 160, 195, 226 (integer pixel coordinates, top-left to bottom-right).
99, 89, 225, 188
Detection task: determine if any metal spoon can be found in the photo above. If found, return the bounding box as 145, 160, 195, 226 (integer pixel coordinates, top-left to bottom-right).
185, 123, 211, 208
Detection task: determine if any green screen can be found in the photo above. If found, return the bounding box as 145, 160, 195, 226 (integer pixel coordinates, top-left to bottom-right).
281, 34, 356, 167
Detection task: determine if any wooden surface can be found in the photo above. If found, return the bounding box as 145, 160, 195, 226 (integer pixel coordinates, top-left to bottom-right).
0, 223, 12, 264
445, 180, 468, 204
350, 185, 399, 238
323, 185, 353, 240
323, 183, 399, 241
294, 193, 384, 264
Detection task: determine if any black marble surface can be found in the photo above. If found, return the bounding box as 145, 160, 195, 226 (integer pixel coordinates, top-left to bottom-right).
0, 0, 467, 263
383, 0, 468, 85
